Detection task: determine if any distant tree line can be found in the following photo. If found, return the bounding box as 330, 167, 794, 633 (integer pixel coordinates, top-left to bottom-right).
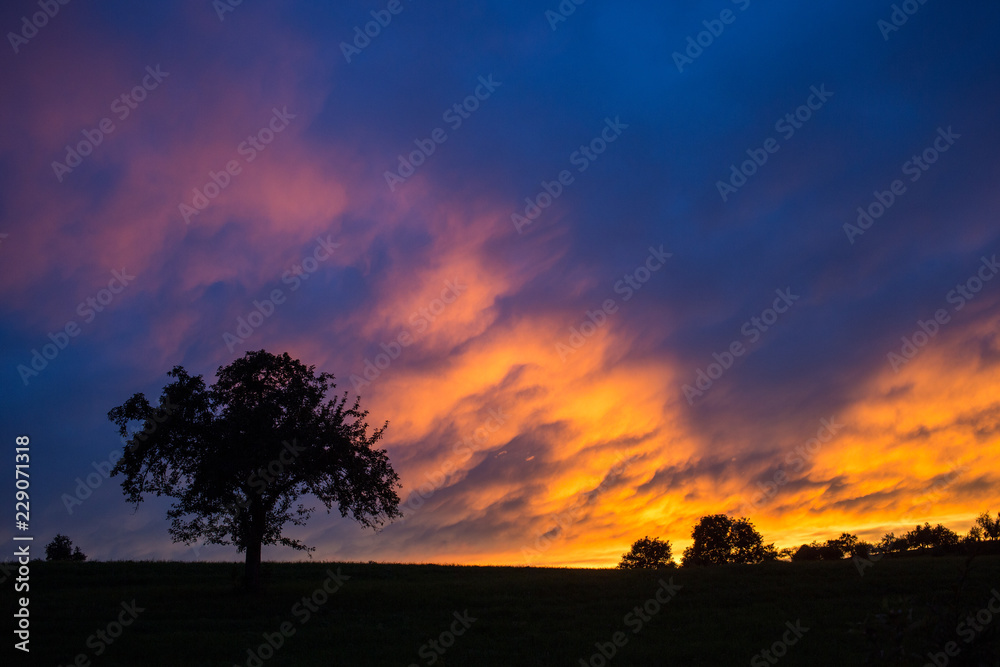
785, 511, 1000, 562
618, 510, 1000, 569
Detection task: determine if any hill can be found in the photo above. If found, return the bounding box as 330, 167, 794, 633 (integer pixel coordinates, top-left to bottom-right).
7, 556, 1000, 665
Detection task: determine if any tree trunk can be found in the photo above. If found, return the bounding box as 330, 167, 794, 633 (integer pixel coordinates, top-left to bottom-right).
244, 500, 265, 592
245, 539, 262, 592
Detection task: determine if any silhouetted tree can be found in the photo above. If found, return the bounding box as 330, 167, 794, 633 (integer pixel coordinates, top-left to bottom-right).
790, 543, 821, 561
681, 514, 766, 566
931, 524, 960, 547
832, 533, 860, 556
790, 541, 843, 561
877, 532, 908, 554
904, 523, 933, 550
109, 350, 400, 591
45, 534, 86, 561
903, 522, 959, 550
795, 533, 866, 560
617, 536, 674, 569
852, 539, 874, 559
975, 511, 1000, 541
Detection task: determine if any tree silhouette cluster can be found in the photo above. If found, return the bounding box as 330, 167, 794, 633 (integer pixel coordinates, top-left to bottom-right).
790, 516, 992, 561
619, 511, 1000, 569
45, 534, 86, 561
618, 515, 773, 569
970, 511, 1000, 542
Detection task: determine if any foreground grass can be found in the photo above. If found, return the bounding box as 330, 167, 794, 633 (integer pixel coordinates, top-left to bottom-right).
6, 556, 1000, 666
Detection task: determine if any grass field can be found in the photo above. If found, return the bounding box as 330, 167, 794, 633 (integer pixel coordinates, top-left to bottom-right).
7, 556, 1000, 666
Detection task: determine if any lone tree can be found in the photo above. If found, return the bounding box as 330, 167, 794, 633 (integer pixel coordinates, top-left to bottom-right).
975, 511, 1000, 541
109, 350, 400, 590
45, 534, 86, 561
617, 536, 674, 569
681, 514, 768, 566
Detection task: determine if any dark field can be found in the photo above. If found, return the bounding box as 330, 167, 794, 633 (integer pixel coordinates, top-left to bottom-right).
8, 556, 1000, 666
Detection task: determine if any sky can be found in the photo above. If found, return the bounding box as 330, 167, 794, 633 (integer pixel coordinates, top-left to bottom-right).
1, 0, 998, 568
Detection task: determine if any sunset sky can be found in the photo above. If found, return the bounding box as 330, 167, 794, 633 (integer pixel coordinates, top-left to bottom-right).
2, 0, 998, 567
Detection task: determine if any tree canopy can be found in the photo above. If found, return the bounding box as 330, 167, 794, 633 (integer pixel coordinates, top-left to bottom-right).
617, 536, 674, 569
790, 533, 866, 561
975, 511, 1000, 541
109, 350, 400, 589
681, 514, 768, 566
45, 534, 86, 561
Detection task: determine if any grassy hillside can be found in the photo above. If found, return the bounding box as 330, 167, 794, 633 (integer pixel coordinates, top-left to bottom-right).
6, 556, 1000, 666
